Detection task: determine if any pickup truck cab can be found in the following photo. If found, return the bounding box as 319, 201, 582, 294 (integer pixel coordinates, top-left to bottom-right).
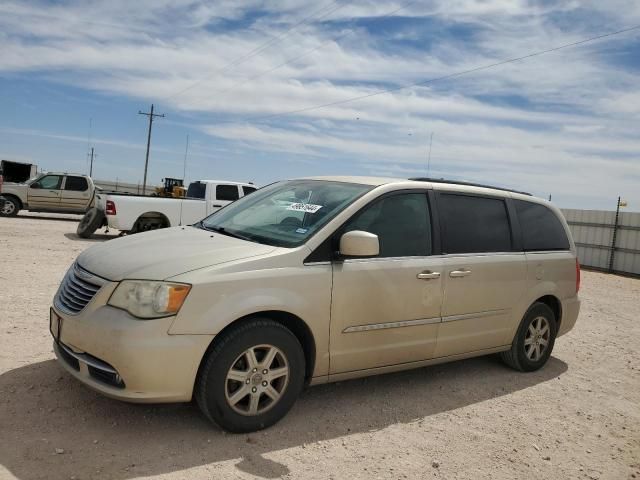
96, 180, 256, 234
0, 172, 96, 217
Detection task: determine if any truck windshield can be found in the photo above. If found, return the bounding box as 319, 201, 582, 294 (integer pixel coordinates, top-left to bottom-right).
200, 180, 372, 247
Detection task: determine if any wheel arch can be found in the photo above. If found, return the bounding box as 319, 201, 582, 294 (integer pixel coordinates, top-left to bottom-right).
533, 295, 562, 331
196, 310, 317, 386
1, 194, 23, 210
134, 211, 171, 228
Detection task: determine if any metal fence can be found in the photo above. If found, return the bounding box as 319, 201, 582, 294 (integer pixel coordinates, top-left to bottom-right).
561, 208, 640, 277
93, 179, 154, 196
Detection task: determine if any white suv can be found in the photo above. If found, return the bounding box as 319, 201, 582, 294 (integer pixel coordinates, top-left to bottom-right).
50, 176, 580, 432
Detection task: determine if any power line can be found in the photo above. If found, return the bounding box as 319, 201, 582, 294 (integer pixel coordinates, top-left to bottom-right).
211, 1, 418, 100
164, 0, 346, 101
231, 24, 640, 124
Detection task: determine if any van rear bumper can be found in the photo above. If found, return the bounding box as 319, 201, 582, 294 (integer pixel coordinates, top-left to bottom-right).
558, 296, 580, 337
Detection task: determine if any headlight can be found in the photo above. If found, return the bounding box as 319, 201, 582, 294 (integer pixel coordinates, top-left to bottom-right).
108, 280, 191, 319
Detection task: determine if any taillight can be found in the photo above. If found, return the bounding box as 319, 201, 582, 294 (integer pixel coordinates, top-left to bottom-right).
105, 200, 116, 215
576, 258, 581, 293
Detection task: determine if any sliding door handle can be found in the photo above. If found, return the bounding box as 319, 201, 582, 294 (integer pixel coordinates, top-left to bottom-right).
450, 269, 472, 278
417, 271, 441, 280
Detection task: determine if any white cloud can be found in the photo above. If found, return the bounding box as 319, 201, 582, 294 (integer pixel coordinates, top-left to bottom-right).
0, 0, 639, 209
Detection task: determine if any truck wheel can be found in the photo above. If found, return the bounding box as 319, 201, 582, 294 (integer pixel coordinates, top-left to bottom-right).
77, 208, 105, 238
196, 318, 305, 433
0, 196, 20, 217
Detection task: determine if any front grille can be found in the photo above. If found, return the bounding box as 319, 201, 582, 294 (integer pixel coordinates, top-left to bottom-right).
54, 264, 104, 315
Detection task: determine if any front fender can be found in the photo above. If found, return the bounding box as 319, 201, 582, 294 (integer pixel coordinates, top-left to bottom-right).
168, 264, 333, 376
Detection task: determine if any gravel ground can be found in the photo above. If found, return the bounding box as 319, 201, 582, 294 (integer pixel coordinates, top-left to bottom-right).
1, 213, 639, 480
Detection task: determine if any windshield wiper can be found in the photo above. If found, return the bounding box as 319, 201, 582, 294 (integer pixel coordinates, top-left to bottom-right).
207, 225, 253, 242
193, 220, 208, 230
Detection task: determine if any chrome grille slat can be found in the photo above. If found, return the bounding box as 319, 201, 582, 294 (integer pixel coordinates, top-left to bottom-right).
63, 282, 94, 301
67, 275, 100, 293
59, 292, 85, 310
54, 264, 104, 315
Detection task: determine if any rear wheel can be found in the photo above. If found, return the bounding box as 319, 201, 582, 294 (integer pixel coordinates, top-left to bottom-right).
0, 196, 20, 217
77, 207, 105, 238
501, 302, 557, 372
196, 319, 305, 433
131, 215, 169, 233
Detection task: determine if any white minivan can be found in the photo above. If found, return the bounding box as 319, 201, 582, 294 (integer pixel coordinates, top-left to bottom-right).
50, 177, 580, 432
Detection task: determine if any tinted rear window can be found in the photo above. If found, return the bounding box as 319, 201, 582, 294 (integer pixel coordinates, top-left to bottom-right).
186, 182, 206, 199
64, 176, 88, 191
242, 186, 257, 195
514, 200, 570, 251
216, 184, 240, 201
439, 193, 512, 254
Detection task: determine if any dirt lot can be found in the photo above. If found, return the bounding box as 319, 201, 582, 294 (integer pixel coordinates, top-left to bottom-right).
0, 213, 639, 480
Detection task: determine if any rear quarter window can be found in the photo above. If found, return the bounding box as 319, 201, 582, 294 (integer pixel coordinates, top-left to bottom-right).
514, 200, 570, 251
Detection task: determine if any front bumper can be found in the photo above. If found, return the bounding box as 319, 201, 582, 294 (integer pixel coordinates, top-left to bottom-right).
51, 303, 214, 403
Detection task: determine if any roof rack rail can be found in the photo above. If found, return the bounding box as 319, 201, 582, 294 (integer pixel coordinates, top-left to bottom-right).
409, 177, 531, 196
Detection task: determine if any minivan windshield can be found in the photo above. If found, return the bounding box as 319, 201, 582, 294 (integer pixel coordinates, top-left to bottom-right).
199, 180, 372, 247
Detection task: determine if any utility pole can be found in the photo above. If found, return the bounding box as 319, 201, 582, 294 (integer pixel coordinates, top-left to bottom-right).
88, 147, 95, 177
138, 104, 165, 196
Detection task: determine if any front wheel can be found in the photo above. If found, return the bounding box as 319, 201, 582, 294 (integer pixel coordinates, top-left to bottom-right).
501, 302, 557, 372
195, 319, 305, 433
0, 196, 20, 217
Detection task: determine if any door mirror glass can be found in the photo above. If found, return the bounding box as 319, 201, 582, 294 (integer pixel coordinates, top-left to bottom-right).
339, 230, 379, 257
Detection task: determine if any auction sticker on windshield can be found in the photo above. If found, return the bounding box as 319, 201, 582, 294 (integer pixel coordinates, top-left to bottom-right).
286, 203, 323, 213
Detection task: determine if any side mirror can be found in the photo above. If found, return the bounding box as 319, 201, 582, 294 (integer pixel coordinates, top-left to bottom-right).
30, 183, 41, 189
339, 231, 379, 257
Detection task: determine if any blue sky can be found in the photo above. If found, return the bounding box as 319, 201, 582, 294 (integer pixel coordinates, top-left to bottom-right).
1, 0, 639, 210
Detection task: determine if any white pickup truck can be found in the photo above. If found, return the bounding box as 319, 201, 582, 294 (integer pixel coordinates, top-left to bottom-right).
77, 179, 257, 237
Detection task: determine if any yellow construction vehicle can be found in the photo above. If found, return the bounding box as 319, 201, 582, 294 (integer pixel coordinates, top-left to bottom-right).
152, 178, 186, 198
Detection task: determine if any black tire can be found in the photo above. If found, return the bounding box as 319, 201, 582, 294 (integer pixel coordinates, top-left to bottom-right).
0, 196, 20, 217
130, 215, 169, 234
501, 302, 557, 372
196, 318, 305, 433
77, 208, 105, 238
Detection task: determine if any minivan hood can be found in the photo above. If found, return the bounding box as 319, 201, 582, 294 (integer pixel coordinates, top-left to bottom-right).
77, 226, 277, 281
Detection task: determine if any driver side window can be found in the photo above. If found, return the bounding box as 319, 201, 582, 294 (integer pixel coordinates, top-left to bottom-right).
342, 192, 432, 258
32, 175, 62, 190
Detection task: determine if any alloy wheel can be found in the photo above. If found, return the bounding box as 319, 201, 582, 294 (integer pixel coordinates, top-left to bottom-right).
1, 201, 15, 215
524, 316, 550, 361
224, 344, 290, 416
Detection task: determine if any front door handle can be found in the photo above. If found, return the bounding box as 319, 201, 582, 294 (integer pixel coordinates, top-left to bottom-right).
417, 271, 441, 280
450, 269, 472, 278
